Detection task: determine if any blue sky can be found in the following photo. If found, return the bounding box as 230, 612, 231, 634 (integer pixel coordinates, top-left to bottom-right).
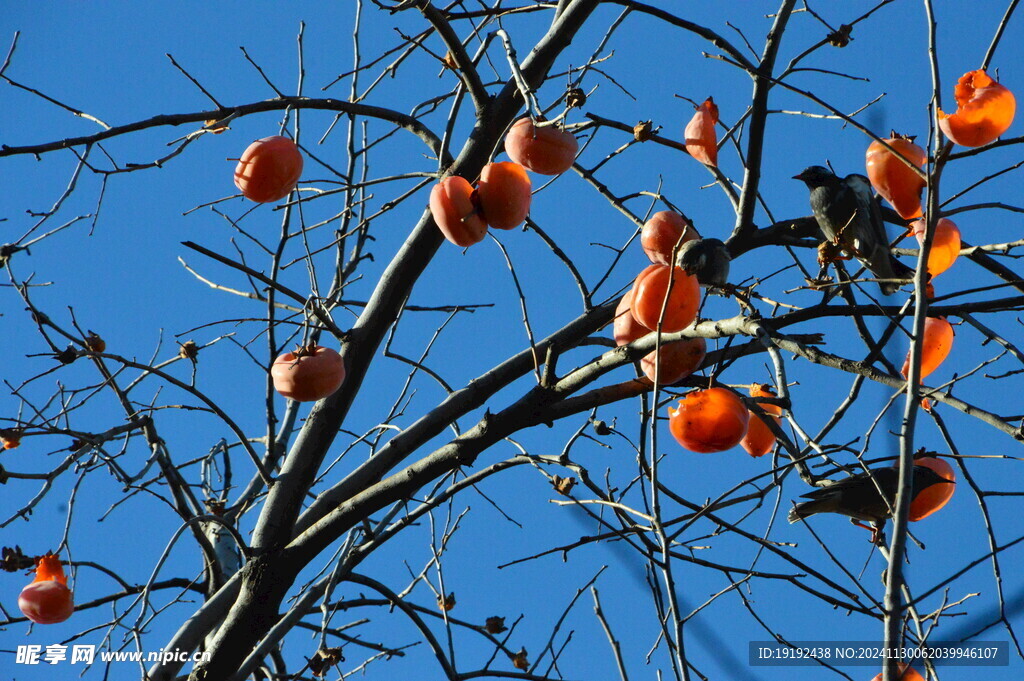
2, 2, 1023, 680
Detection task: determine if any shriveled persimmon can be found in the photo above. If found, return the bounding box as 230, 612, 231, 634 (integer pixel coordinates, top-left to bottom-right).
430, 176, 488, 247
684, 97, 719, 166
629, 264, 701, 333
865, 132, 927, 219
740, 384, 782, 458
938, 69, 1016, 147
18, 554, 74, 625
640, 211, 700, 265
0, 427, 23, 449
910, 218, 960, 277
234, 136, 304, 203
613, 293, 706, 384
504, 117, 578, 175
907, 455, 956, 521
668, 387, 749, 453
476, 162, 532, 230
271, 345, 346, 402
901, 317, 954, 380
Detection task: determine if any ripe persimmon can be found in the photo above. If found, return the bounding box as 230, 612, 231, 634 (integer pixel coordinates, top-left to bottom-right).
430, 176, 488, 247
640, 211, 700, 265
865, 133, 927, 220
504, 118, 578, 175
476, 162, 532, 230
910, 218, 961, 277
18, 555, 74, 625
901, 317, 954, 380
668, 387, 749, 453
908, 455, 956, 521
629, 264, 701, 333
869, 664, 925, 681
234, 136, 304, 203
684, 97, 719, 167
641, 337, 706, 385
740, 384, 782, 458
613, 293, 706, 384
938, 69, 1016, 147
613, 292, 648, 347
271, 345, 346, 402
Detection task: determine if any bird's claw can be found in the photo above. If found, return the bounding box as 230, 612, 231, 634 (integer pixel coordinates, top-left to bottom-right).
850, 518, 886, 545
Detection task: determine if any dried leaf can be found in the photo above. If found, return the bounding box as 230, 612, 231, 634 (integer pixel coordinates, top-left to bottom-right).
84, 332, 106, 353
511, 648, 529, 670
553, 476, 576, 495
485, 616, 507, 634
55, 345, 78, 365
827, 24, 853, 47
1, 546, 34, 572
178, 340, 200, 361
438, 592, 456, 611
633, 120, 653, 142
204, 119, 229, 134
566, 87, 586, 108
308, 647, 344, 677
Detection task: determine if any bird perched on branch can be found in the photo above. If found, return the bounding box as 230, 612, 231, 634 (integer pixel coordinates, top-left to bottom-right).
676, 237, 730, 289
794, 165, 913, 295
788, 464, 953, 543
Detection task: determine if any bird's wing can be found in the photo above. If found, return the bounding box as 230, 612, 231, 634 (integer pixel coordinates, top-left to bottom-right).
798, 468, 897, 500
844, 174, 887, 255
845, 174, 912, 293
798, 486, 842, 501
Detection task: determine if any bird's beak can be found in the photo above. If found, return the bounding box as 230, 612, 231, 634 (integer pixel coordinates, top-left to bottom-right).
792, 170, 808, 181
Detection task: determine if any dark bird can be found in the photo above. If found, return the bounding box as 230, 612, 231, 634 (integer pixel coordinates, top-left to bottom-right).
794, 165, 913, 295
676, 237, 730, 288
788, 465, 953, 542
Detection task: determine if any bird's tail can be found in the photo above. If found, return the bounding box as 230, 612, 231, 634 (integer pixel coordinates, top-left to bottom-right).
788, 500, 829, 523
879, 256, 916, 295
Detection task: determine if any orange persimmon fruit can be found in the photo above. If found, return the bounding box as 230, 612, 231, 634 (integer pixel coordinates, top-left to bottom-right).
613, 291, 649, 347
640, 211, 700, 265
938, 69, 1015, 147
901, 317, 954, 380
668, 387, 749, 453
684, 97, 719, 166
504, 117, 578, 175
234, 136, 304, 203
430, 176, 488, 247
908, 455, 956, 521
740, 384, 782, 458
870, 664, 925, 681
629, 264, 701, 333
641, 337, 706, 385
271, 345, 346, 402
18, 554, 74, 625
865, 132, 927, 220
613, 293, 706, 384
476, 162, 532, 230
910, 218, 961, 277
